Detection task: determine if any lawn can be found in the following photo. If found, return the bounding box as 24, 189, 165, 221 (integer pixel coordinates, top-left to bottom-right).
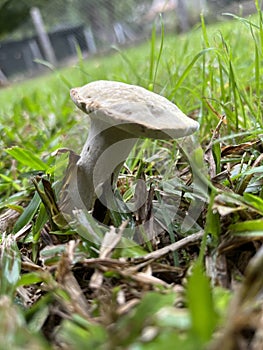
0, 9, 263, 350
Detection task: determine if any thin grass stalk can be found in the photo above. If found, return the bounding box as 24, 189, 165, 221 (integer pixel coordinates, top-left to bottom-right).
249, 20, 262, 126
228, 60, 239, 130
255, 0, 263, 52
148, 15, 164, 91
153, 15, 164, 89
149, 22, 156, 85
201, 51, 207, 126
218, 56, 226, 102
200, 14, 208, 127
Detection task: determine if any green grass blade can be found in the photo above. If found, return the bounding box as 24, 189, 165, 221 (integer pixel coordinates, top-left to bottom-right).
5, 146, 49, 171
170, 48, 215, 98
153, 15, 164, 89
149, 22, 156, 84
0, 236, 21, 296
187, 263, 218, 343
13, 191, 41, 233
229, 219, 263, 234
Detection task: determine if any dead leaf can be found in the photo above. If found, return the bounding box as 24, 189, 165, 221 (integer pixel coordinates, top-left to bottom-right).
221, 141, 260, 157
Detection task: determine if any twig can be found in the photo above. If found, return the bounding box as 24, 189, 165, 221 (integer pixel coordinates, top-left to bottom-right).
137, 230, 204, 261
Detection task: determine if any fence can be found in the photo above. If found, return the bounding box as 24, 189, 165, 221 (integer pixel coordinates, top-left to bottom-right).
0, 0, 259, 81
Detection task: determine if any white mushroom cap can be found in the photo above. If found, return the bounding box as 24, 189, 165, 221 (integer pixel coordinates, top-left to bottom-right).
67, 80, 199, 213
70, 80, 199, 139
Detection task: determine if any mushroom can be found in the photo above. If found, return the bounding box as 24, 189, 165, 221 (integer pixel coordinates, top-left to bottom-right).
68, 80, 199, 214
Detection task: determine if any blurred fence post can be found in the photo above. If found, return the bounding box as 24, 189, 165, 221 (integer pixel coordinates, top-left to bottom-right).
177, 0, 189, 32
0, 69, 8, 86
30, 7, 57, 66
84, 27, 97, 54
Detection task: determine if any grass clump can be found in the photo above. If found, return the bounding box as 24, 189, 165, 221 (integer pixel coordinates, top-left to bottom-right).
0, 10, 263, 349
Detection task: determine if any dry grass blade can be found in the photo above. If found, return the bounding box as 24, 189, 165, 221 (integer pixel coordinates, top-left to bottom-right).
99, 220, 128, 259
221, 140, 260, 157
89, 220, 128, 289
0, 208, 20, 233
204, 115, 225, 179
56, 241, 90, 318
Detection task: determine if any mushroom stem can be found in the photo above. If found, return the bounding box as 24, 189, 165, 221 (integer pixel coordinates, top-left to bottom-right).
74, 120, 137, 211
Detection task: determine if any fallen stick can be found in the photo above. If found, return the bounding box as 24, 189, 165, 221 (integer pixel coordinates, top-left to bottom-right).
137, 230, 204, 261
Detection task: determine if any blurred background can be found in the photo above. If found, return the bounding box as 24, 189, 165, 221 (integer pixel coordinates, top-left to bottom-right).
0, 0, 260, 83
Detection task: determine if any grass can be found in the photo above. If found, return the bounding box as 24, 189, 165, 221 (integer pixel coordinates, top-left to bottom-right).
1, 9, 263, 349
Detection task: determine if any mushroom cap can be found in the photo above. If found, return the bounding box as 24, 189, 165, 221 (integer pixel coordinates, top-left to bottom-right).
70, 80, 199, 139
